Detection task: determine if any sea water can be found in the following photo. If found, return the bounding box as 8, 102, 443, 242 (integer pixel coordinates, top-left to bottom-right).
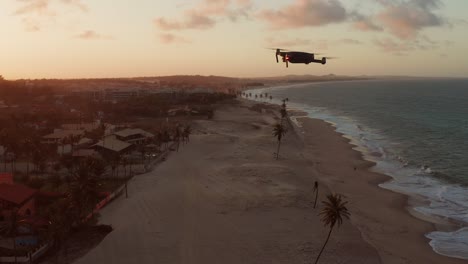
248, 79, 468, 260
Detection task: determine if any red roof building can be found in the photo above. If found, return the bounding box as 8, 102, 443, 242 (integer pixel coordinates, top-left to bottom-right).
0, 183, 38, 220
0, 173, 13, 184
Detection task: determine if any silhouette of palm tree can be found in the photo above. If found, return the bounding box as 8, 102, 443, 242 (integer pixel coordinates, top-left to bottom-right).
272, 123, 287, 160
69, 158, 103, 222
315, 193, 350, 264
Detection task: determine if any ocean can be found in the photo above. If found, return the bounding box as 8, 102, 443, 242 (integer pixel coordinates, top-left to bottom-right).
248, 79, 468, 260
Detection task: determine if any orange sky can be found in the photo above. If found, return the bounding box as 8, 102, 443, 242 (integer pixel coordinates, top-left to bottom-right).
1, 0, 468, 79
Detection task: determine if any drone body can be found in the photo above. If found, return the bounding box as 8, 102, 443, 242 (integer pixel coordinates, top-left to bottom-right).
274, 49, 331, 68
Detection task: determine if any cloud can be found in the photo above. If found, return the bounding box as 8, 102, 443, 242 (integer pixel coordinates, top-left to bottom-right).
14, 0, 89, 31
377, 0, 445, 39
60, 0, 88, 12
14, 0, 88, 15
75, 30, 113, 40
340, 38, 363, 45
266, 36, 363, 50
14, 0, 54, 16
159, 33, 191, 44
257, 0, 347, 30
374, 35, 441, 55
374, 38, 412, 55
351, 12, 382, 31
21, 17, 41, 32
154, 0, 252, 31
154, 12, 215, 30
266, 37, 313, 47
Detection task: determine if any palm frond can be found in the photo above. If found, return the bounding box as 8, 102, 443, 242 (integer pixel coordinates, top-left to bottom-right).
272, 123, 287, 141
319, 194, 350, 229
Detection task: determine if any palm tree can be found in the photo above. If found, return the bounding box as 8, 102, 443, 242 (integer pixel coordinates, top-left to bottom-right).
21, 137, 35, 177
280, 108, 287, 120
121, 156, 128, 177
183, 125, 192, 143
9, 208, 19, 264
174, 126, 181, 151
313, 181, 319, 208
68, 158, 103, 223
47, 200, 72, 264
0, 129, 7, 171
69, 134, 81, 153
109, 155, 121, 178
272, 123, 287, 160
315, 194, 350, 264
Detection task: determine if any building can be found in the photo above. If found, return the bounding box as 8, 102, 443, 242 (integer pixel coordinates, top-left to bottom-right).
0, 173, 13, 184
0, 183, 38, 221
93, 135, 133, 158
42, 129, 85, 144
72, 149, 101, 160
114, 128, 154, 145
61, 122, 101, 132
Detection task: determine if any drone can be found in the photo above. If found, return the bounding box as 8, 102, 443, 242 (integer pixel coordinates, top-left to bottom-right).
271, 48, 335, 68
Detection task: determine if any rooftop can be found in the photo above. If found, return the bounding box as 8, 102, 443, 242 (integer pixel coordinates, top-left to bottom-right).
114, 128, 154, 138
43, 129, 85, 140
94, 136, 132, 153
0, 183, 37, 205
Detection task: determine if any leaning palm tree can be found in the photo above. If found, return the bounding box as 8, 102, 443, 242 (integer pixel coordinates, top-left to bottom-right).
315, 194, 350, 264
272, 123, 287, 160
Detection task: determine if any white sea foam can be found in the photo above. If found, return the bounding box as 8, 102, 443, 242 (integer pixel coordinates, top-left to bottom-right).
427, 228, 468, 260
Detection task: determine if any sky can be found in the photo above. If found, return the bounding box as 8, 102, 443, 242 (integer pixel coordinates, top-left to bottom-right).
1, 0, 467, 79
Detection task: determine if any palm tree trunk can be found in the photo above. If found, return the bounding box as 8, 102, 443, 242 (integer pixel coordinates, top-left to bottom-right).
276, 140, 281, 160
314, 186, 319, 208
315, 227, 334, 264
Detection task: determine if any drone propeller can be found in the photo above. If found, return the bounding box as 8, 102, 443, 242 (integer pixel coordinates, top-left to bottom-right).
323, 56, 339, 59
268, 48, 288, 63
267, 48, 289, 51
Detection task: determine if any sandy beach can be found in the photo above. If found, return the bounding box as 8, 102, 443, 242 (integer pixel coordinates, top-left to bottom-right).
73, 99, 464, 264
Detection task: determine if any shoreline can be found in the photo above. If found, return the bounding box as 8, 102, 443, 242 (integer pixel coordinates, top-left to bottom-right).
289, 113, 466, 263
245, 83, 468, 261
72, 98, 465, 263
